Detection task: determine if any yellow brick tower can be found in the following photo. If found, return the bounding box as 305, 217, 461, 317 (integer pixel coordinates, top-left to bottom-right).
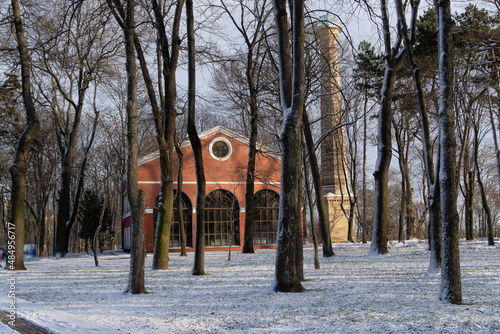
315, 15, 351, 242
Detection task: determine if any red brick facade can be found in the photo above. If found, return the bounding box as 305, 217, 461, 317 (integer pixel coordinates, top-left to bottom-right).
122, 126, 281, 253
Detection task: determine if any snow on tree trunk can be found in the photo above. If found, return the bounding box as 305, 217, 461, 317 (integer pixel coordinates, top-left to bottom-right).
369, 65, 396, 256
436, 0, 462, 304
368, 0, 403, 256
271, 0, 305, 293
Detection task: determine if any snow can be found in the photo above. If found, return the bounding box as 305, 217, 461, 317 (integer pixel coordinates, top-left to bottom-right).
0, 296, 121, 333
2, 239, 500, 333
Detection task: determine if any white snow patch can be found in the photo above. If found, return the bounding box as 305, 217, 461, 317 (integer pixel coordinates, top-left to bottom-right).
1, 239, 499, 333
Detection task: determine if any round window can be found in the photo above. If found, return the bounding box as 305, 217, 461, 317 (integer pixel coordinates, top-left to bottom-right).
209, 137, 232, 161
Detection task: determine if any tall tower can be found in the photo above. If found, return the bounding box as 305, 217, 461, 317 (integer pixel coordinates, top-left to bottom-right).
315, 15, 351, 242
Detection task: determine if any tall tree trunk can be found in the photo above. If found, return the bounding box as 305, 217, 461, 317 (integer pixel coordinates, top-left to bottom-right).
362, 94, 368, 244
473, 124, 495, 246
369, 0, 403, 256
37, 209, 46, 257
174, 136, 187, 256
490, 51, 500, 194
369, 63, 397, 256
404, 129, 416, 240
93, 196, 106, 267
398, 176, 405, 243
303, 147, 320, 269
395, 0, 441, 270
338, 133, 356, 243
271, 0, 305, 293
53, 75, 94, 256
436, 0, 462, 304
242, 89, 258, 254
295, 153, 305, 281
123, 0, 147, 294
10, 0, 41, 270
186, 0, 206, 276
241, 27, 262, 253
405, 170, 415, 240
302, 111, 334, 256
150, 0, 185, 270
464, 165, 474, 241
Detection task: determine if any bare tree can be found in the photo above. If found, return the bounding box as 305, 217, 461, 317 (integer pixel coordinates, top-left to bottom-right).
29, 1, 120, 256
106, 0, 147, 294
368, 0, 405, 256
186, 0, 207, 276
206, 0, 273, 253
8, 0, 41, 270
148, 0, 186, 270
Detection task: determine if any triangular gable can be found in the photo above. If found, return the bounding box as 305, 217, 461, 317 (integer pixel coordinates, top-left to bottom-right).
138, 125, 280, 166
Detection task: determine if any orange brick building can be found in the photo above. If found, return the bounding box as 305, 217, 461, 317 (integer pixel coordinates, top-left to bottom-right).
122, 126, 281, 253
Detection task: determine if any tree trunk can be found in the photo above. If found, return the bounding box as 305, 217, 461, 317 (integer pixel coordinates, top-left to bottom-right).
436, 0, 462, 304
369, 0, 403, 256
369, 63, 397, 256
242, 104, 258, 254
152, 170, 174, 269
93, 196, 107, 267
362, 94, 368, 244
150, 0, 185, 270
398, 178, 405, 243
271, 0, 305, 292
9, 0, 41, 270
464, 166, 474, 241
303, 149, 320, 269
123, 0, 147, 294
242, 53, 259, 254
473, 124, 495, 246
486, 84, 500, 195
36, 208, 46, 258
394, 0, 442, 269
302, 111, 334, 257
295, 156, 305, 281
174, 136, 188, 256
490, 50, 500, 194
428, 166, 442, 273
186, 0, 206, 276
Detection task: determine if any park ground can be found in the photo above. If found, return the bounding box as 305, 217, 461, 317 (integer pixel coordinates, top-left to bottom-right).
1, 239, 499, 333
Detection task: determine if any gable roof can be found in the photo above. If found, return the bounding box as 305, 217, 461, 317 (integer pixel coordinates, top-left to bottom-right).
137, 126, 280, 166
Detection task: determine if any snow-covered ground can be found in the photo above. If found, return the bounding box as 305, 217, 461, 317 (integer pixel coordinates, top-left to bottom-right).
2, 239, 499, 333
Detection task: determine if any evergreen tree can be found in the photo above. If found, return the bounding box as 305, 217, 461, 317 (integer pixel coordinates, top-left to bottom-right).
78, 190, 112, 250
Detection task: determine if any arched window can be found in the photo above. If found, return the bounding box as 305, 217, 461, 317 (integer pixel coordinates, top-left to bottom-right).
153, 191, 193, 248
253, 189, 279, 245
205, 189, 240, 247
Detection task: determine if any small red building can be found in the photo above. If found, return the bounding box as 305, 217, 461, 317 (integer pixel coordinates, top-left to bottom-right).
122, 126, 281, 253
